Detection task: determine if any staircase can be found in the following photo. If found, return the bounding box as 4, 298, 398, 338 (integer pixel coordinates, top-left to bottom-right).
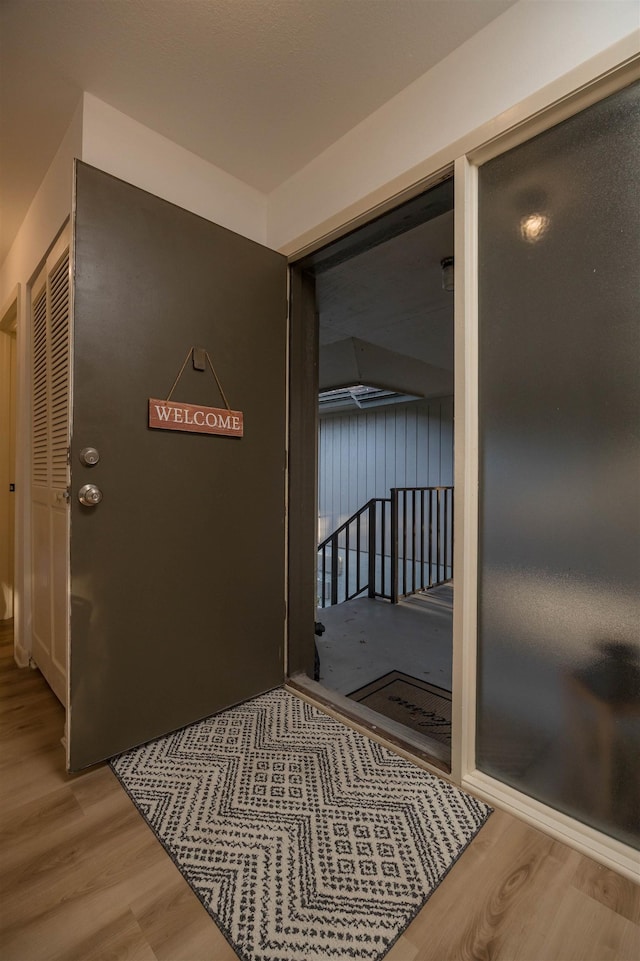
317, 486, 453, 608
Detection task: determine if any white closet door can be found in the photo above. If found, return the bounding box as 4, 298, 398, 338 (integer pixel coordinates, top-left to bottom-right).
30, 229, 70, 705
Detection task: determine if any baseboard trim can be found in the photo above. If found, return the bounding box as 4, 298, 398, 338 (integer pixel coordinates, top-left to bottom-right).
463, 770, 639, 883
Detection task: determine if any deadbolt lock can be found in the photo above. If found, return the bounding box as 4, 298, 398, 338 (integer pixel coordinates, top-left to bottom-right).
79, 447, 100, 466
78, 483, 103, 507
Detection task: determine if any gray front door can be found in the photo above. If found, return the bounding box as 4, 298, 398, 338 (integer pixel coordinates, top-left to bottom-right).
68, 162, 287, 770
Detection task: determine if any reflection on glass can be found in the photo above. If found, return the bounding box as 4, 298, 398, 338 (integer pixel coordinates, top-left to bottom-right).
566, 642, 640, 838
478, 79, 640, 848
519, 212, 550, 243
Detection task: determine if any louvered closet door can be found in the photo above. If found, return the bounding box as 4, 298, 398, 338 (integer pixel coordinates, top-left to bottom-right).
30, 229, 70, 705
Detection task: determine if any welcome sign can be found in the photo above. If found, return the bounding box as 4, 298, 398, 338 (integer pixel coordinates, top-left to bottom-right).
149, 398, 243, 437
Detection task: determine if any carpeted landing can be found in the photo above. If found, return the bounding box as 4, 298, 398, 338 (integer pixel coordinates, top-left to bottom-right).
111, 689, 491, 961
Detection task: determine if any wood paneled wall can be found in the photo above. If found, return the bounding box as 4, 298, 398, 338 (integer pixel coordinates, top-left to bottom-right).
318, 396, 453, 542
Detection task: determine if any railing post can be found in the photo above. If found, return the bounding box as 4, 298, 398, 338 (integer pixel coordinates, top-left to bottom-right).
345, 525, 350, 601
419, 489, 425, 591
330, 541, 338, 607
317, 487, 454, 607
443, 488, 448, 581
368, 500, 376, 598
428, 490, 433, 588
436, 488, 442, 584
356, 512, 362, 596
411, 489, 417, 596
391, 488, 399, 604
450, 487, 454, 581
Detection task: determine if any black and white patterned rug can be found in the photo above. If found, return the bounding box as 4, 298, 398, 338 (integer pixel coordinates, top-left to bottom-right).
111, 689, 491, 961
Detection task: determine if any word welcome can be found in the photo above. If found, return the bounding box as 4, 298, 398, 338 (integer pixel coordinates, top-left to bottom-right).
148, 398, 243, 437
388, 695, 449, 728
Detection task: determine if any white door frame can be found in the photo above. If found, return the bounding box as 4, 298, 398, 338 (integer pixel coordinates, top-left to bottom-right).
0, 287, 19, 622
3, 280, 33, 670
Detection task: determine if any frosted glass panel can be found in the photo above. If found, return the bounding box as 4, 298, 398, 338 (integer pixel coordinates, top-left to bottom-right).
477, 81, 640, 847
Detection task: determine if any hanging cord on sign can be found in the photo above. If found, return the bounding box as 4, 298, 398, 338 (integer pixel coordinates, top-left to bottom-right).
164, 347, 232, 411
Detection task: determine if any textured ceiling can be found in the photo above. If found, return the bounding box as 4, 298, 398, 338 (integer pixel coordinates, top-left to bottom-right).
317, 210, 455, 371
0, 0, 517, 266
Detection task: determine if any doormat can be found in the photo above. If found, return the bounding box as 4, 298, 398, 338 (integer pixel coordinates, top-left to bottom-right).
349, 672, 452, 745
111, 689, 490, 961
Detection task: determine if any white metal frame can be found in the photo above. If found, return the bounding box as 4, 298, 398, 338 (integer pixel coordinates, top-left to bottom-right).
451, 154, 478, 788
285, 37, 640, 881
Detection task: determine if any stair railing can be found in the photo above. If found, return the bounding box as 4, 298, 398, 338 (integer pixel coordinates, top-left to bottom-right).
317, 486, 453, 608
390, 487, 453, 602
317, 498, 391, 607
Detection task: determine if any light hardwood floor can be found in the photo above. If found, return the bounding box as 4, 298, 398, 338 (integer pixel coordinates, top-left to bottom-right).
1, 620, 638, 961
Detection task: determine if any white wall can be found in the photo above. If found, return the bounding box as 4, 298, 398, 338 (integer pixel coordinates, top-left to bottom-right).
0, 101, 82, 305
0, 93, 269, 304
81, 94, 267, 246
268, 0, 640, 252
318, 397, 453, 542
3, 2, 636, 290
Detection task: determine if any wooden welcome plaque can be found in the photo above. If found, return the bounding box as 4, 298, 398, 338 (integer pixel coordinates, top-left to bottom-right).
149, 398, 243, 437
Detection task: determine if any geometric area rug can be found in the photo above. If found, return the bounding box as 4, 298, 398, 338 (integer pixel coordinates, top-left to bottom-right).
111, 689, 491, 961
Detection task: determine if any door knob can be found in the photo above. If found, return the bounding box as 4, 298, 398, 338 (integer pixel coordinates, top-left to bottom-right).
78, 483, 103, 507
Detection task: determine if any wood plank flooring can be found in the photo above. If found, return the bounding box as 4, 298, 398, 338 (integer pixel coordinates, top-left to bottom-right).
1, 620, 638, 961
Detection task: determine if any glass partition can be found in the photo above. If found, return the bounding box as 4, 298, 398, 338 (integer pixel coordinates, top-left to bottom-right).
477, 80, 640, 848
